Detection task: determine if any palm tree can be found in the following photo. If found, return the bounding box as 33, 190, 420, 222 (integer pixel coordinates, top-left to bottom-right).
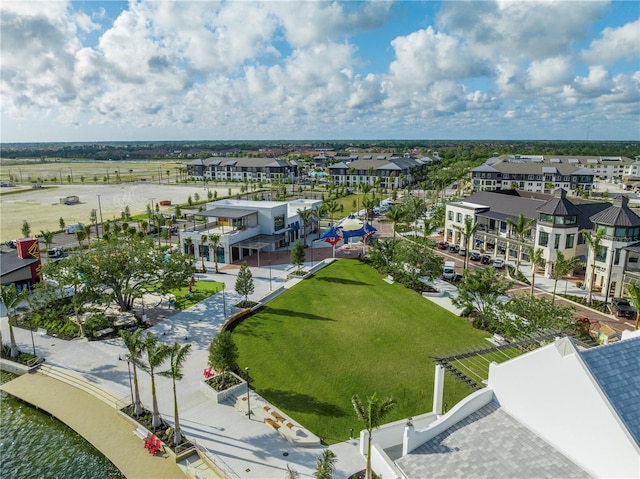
527, 246, 545, 296
551, 250, 581, 304
140, 220, 149, 236
83, 224, 92, 249
120, 329, 146, 416
507, 214, 535, 270
0, 284, 28, 359
184, 237, 193, 256
352, 393, 397, 479
40, 230, 54, 251
200, 235, 208, 272
208, 234, 221, 273
315, 449, 338, 479
297, 208, 315, 247
582, 229, 605, 305
362, 197, 375, 223
158, 342, 192, 445
140, 333, 170, 429
384, 205, 404, 239
624, 281, 640, 330
453, 216, 478, 271
165, 219, 173, 246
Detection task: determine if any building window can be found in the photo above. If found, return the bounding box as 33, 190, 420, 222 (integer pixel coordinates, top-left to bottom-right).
456, 213, 462, 223
596, 246, 608, 263
539, 231, 549, 247
614, 248, 621, 265
566, 234, 575, 249
554, 234, 561, 249
448, 211, 454, 221
274, 214, 285, 231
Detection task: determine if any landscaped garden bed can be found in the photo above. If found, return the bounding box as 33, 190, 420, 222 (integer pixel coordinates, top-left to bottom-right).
200, 371, 246, 403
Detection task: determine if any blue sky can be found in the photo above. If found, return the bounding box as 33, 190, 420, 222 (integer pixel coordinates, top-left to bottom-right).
1, 1, 638, 143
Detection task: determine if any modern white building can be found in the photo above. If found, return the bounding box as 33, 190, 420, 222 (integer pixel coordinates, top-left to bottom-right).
394, 333, 640, 479
178, 198, 321, 267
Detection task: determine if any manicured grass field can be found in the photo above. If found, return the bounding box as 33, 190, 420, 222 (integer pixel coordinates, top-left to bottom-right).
233, 260, 490, 444
171, 279, 222, 310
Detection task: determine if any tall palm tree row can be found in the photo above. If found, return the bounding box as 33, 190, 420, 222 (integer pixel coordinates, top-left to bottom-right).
208, 234, 221, 273
506, 214, 535, 270
159, 342, 192, 445
582, 229, 605, 305
139, 332, 171, 429
120, 329, 146, 416
352, 393, 397, 479
297, 208, 316, 247
384, 205, 405, 239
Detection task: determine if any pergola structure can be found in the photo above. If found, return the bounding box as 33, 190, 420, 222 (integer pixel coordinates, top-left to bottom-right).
231, 234, 286, 266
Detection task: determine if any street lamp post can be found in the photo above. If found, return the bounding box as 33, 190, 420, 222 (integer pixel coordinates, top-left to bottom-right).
245, 367, 251, 420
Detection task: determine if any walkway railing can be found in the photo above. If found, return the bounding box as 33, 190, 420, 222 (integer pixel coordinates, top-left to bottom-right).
190, 437, 241, 479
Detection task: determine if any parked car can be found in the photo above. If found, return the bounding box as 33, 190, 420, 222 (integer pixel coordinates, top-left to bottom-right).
610, 298, 638, 318
449, 244, 460, 253
481, 254, 492, 264
459, 248, 467, 257
469, 250, 481, 261
443, 261, 456, 280
437, 241, 449, 250
493, 258, 505, 269
5, 240, 16, 249
47, 247, 64, 259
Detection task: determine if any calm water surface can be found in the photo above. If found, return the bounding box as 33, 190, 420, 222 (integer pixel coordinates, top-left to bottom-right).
0, 371, 124, 479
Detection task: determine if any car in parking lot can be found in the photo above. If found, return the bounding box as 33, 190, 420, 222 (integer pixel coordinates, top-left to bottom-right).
493, 258, 505, 269
437, 241, 449, 250
449, 244, 460, 253
480, 254, 492, 264
459, 248, 467, 257
469, 250, 481, 261
611, 298, 638, 318
47, 247, 65, 259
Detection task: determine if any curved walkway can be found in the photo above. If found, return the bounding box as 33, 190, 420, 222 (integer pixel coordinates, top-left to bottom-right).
1, 371, 185, 479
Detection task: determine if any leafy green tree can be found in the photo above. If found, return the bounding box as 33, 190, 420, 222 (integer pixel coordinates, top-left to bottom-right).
208, 234, 221, 273
527, 246, 545, 296
352, 393, 397, 479
396, 239, 443, 288
502, 296, 576, 336
235, 261, 254, 306
551, 250, 581, 304
384, 205, 405, 239
120, 329, 146, 416
54, 232, 195, 313
315, 449, 338, 479
582, 229, 605, 305
75, 229, 87, 248
367, 238, 399, 272
21, 220, 31, 238
452, 267, 513, 320
624, 281, 640, 331
208, 330, 238, 373
137, 333, 170, 429
59, 217, 65, 231
507, 214, 535, 270
40, 230, 54, 250
0, 284, 29, 358
290, 240, 306, 272
453, 216, 478, 270
159, 342, 192, 445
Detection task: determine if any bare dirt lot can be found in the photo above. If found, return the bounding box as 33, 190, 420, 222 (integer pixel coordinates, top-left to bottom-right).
0, 183, 241, 242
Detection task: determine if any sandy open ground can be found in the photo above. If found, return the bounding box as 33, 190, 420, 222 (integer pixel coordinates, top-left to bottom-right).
0, 183, 242, 241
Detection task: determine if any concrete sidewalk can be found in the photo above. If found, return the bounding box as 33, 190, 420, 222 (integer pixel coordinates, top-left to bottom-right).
2, 259, 365, 479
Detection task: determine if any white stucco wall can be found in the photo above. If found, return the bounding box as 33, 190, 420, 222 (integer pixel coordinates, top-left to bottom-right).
488, 337, 640, 478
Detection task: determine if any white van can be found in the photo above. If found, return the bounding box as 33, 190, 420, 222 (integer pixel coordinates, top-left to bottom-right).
443, 261, 456, 280
65, 223, 84, 234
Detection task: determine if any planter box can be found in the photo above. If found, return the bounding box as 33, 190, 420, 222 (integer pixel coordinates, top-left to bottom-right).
422, 290, 444, 298
200, 372, 247, 404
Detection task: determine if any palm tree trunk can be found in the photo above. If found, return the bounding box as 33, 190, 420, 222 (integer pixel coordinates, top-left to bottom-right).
552, 279, 558, 304
530, 270, 536, 296
588, 265, 596, 305
366, 431, 373, 479
151, 373, 162, 429
173, 379, 181, 445
133, 366, 143, 416
8, 321, 19, 359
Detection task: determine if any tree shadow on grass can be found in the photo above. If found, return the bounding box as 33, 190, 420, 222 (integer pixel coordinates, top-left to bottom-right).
265, 307, 334, 321
261, 388, 347, 417
316, 276, 368, 286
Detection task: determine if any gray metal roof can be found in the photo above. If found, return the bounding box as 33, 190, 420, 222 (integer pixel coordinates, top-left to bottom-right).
536, 190, 583, 216
195, 207, 257, 219
471, 163, 500, 173
0, 249, 39, 277
463, 191, 547, 221
581, 337, 640, 446
396, 402, 590, 479
589, 197, 640, 227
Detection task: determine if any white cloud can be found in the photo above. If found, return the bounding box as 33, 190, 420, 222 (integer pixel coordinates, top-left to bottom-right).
582, 19, 640, 65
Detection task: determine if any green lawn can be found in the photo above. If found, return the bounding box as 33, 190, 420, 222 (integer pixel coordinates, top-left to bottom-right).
233, 260, 490, 444
171, 280, 222, 310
